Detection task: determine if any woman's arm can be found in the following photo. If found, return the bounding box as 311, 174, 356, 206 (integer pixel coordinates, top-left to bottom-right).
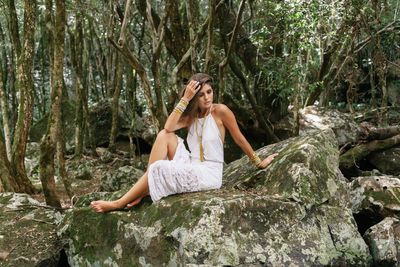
164, 80, 200, 132
219, 104, 278, 168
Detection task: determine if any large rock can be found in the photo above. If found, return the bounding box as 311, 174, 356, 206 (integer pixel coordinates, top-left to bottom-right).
350, 175, 400, 234
58, 130, 372, 266
99, 165, 144, 191
0, 193, 64, 266
364, 217, 400, 266
29, 99, 155, 150
299, 105, 361, 146
350, 176, 400, 216
368, 147, 400, 175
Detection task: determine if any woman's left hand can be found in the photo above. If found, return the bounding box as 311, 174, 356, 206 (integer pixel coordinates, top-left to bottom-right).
258, 153, 279, 168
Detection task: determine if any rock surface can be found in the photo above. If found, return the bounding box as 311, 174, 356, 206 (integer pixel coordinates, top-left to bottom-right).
299, 105, 361, 146
350, 176, 400, 217
99, 165, 144, 192
349, 175, 400, 234
58, 129, 372, 266
368, 147, 400, 175
0, 193, 64, 266
364, 217, 400, 266
29, 98, 155, 150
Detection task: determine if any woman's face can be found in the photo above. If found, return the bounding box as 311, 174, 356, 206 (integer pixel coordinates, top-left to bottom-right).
197, 83, 213, 111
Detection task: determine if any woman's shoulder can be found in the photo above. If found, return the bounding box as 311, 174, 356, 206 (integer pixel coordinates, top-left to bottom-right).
212, 103, 230, 114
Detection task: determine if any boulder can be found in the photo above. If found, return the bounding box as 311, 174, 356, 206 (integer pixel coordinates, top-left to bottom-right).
29, 98, 154, 150
299, 105, 361, 146
0, 193, 64, 266
99, 165, 144, 192
350, 176, 400, 216
29, 100, 76, 149
368, 147, 400, 175
58, 129, 372, 266
349, 176, 400, 234
364, 217, 400, 266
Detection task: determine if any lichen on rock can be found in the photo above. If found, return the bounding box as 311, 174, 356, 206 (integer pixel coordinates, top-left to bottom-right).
0, 193, 64, 266
57, 129, 372, 266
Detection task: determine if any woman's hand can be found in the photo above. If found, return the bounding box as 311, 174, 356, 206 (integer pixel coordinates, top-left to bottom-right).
258, 153, 279, 169
183, 80, 201, 101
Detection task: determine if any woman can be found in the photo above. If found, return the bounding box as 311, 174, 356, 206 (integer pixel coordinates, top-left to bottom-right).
91, 73, 278, 212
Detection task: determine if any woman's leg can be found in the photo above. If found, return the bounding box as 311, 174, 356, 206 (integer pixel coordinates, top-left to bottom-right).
91, 130, 178, 213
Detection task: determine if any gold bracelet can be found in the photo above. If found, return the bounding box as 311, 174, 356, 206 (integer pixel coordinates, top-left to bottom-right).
180, 98, 189, 106
249, 152, 262, 167
174, 98, 188, 115
173, 107, 183, 114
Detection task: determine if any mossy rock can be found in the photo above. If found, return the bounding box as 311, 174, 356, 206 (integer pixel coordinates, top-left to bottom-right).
29, 99, 137, 149
368, 147, 400, 176
224, 129, 349, 210
350, 176, 400, 217
58, 129, 372, 266
29, 100, 76, 144
364, 217, 400, 266
58, 189, 371, 266
99, 166, 144, 192
0, 193, 64, 266
299, 105, 360, 146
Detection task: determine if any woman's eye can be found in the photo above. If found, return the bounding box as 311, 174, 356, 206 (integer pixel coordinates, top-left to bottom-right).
207, 90, 212, 94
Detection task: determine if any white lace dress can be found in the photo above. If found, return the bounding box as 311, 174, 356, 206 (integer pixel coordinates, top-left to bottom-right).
147, 109, 224, 202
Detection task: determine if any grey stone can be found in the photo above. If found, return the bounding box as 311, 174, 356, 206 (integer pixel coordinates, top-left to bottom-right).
0, 193, 64, 267
350, 176, 400, 216
58, 130, 372, 266
299, 105, 360, 146
368, 147, 400, 176
100, 165, 144, 192
364, 217, 400, 266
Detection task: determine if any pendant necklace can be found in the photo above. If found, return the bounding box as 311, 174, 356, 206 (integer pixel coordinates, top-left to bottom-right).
195, 109, 209, 162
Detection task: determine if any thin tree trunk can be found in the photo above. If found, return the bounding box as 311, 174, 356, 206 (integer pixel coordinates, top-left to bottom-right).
82, 35, 98, 157
145, 0, 168, 127
229, 57, 280, 143
110, 37, 161, 132
70, 5, 85, 158
9, 0, 37, 194
89, 19, 106, 99
340, 134, 400, 171
204, 0, 216, 73
58, 127, 72, 198
0, 23, 11, 161
39, 0, 65, 208
218, 0, 246, 103
109, 54, 123, 152
0, 130, 13, 192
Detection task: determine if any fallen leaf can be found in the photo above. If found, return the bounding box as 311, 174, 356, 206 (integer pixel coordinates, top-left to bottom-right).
0, 252, 9, 260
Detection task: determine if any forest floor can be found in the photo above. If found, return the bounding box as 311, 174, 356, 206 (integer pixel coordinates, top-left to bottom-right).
30, 147, 137, 209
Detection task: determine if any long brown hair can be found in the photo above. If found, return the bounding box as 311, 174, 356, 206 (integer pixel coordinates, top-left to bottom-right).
180, 73, 213, 124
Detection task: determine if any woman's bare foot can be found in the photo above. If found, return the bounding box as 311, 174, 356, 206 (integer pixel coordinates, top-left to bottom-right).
90, 200, 123, 213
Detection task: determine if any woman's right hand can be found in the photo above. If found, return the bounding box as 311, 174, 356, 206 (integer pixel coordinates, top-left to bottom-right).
183, 80, 201, 101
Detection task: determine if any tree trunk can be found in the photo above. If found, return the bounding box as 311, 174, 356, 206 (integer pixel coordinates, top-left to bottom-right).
0, 23, 11, 161
70, 5, 85, 158
339, 134, 400, 171
228, 56, 280, 144
9, 0, 37, 194
109, 54, 123, 152
0, 130, 13, 192
39, 0, 66, 208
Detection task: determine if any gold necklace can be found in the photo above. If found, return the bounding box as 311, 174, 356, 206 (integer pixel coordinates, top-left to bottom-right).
195, 110, 209, 162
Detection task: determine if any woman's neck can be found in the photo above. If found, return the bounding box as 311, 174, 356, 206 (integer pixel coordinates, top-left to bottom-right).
198, 107, 210, 118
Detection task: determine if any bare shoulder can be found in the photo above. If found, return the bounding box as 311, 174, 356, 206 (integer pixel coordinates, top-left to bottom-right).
212, 104, 231, 117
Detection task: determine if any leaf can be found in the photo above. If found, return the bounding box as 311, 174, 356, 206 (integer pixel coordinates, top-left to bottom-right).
0, 252, 9, 260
